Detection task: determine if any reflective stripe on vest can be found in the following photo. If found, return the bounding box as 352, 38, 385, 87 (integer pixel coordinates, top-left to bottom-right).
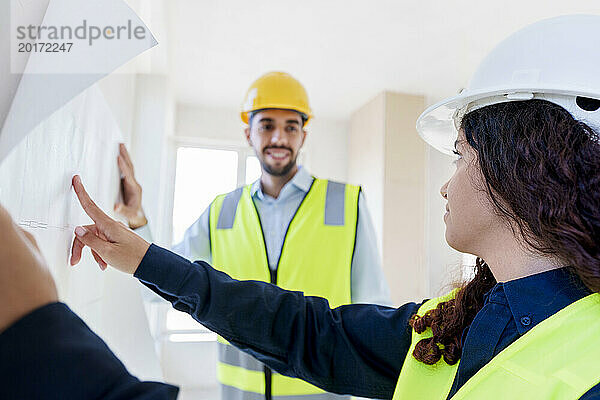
209, 178, 359, 400
393, 291, 600, 400
221, 383, 349, 400
218, 341, 263, 372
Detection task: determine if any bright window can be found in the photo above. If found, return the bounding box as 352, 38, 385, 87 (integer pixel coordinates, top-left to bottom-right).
172, 147, 238, 244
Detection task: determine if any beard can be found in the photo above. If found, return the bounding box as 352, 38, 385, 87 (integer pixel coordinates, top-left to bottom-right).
259, 147, 298, 177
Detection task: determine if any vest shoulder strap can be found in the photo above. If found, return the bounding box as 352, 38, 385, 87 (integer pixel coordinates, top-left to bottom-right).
451, 293, 600, 400
214, 186, 247, 230
315, 178, 361, 226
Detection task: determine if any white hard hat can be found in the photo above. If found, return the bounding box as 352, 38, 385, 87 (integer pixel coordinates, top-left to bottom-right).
417, 15, 600, 155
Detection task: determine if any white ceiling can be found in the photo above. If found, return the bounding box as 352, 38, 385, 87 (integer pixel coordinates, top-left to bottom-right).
166, 0, 599, 120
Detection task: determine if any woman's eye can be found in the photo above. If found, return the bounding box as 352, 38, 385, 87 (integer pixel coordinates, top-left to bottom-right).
452, 150, 462, 165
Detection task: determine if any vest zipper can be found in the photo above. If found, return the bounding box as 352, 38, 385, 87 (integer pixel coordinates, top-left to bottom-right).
264, 268, 277, 400
264, 364, 273, 400
251, 180, 315, 400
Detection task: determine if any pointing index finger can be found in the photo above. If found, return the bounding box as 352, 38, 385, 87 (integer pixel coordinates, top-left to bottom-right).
72, 175, 110, 224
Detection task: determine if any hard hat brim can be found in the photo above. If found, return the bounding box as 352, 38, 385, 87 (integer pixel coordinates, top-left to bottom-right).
241, 106, 312, 126
417, 86, 600, 155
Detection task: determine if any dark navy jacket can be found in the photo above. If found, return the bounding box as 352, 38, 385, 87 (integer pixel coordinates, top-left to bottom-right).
1, 244, 599, 399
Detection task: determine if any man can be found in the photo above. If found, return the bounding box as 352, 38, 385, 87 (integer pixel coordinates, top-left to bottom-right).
117, 71, 391, 400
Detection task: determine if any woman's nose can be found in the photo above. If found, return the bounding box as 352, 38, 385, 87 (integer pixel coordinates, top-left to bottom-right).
440, 181, 449, 199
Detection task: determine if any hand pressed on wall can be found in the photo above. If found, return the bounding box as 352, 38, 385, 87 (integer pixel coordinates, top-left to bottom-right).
114, 143, 147, 229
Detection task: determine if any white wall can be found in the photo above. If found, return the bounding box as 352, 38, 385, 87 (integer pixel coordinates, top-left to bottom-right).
176, 105, 244, 142
303, 117, 349, 182
130, 74, 175, 247
349, 92, 429, 306
384, 92, 428, 305
348, 93, 386, 240
98, 73, 138, 140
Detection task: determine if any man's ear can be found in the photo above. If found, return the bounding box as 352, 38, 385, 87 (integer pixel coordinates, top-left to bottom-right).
245, 127, 252, 146
300, 129, 307, 147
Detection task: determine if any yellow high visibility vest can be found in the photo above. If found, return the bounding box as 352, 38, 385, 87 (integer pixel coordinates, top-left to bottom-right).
393, 291, 600, 400
209, 178, 360, 400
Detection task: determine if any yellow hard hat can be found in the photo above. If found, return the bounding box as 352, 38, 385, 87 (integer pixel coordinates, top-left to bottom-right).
241, 71, 312, 126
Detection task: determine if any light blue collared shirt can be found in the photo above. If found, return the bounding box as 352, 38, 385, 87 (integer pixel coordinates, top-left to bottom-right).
138, 167, 391, 305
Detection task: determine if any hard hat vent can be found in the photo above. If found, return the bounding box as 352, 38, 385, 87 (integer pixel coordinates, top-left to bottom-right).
576, 97, 600, 112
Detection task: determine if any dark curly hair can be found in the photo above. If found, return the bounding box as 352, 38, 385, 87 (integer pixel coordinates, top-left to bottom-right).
410, 99, 600, 365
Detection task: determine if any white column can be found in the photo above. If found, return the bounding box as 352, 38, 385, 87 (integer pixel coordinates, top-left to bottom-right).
130, 74, 175, 247
350, 91, 465, 304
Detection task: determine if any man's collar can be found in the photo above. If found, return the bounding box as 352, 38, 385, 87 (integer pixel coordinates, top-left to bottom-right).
250, 166, 313, 198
